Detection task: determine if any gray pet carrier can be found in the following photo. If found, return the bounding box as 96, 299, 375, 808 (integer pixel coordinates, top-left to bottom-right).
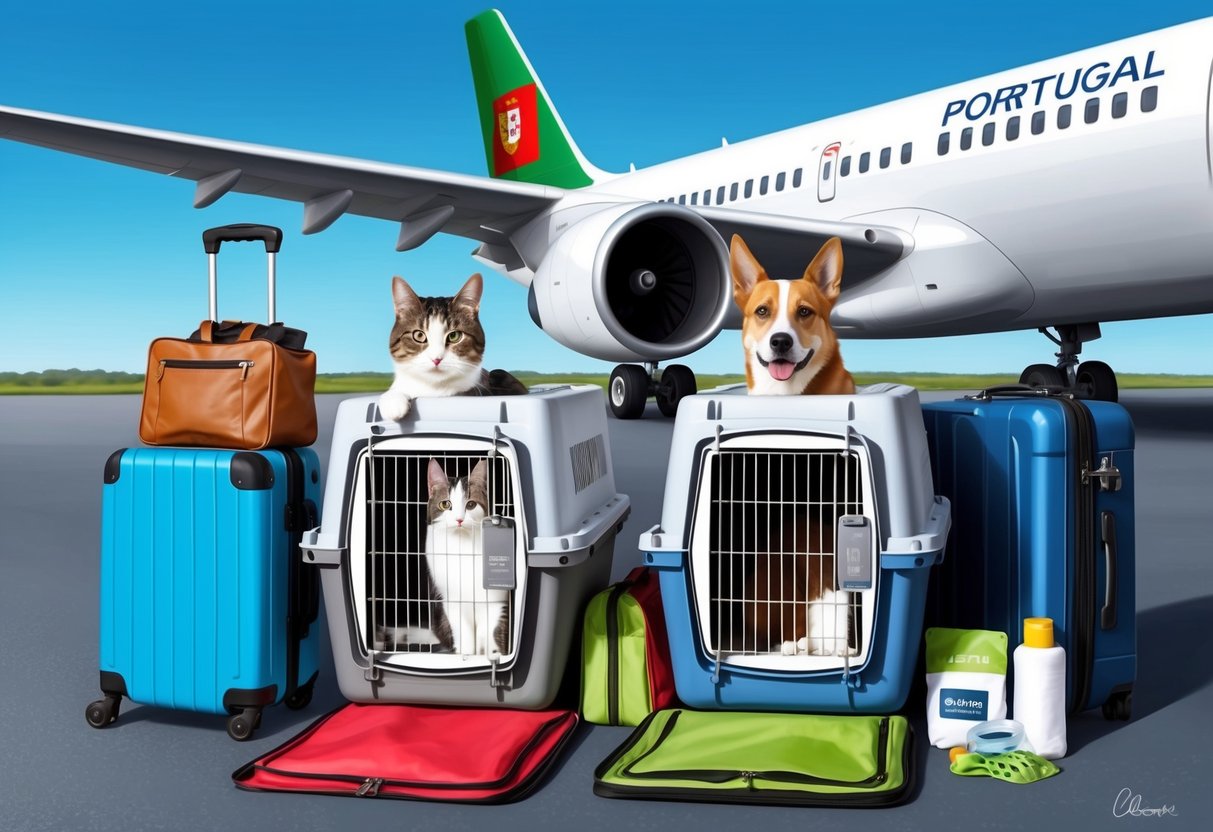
302, 385, 629, 708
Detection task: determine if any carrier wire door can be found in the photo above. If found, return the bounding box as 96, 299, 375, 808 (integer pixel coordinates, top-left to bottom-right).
689, 433, 879, 671
349, 435, 527, 674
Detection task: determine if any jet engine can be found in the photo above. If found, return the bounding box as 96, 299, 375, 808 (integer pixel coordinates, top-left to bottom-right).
526, 202, 732, 363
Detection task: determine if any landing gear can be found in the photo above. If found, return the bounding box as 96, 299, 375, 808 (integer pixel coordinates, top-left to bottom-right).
1019, 324, 1119, 402
608, 362, 698, 419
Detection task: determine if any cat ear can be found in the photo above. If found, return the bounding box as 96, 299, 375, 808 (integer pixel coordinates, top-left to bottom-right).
468, 459, 488, 486
426, 458, 447, 496
453, 273, 483, 312
392, 276, 422, 319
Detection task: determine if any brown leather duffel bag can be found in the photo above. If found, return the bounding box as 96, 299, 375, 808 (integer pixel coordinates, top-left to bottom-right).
139, 224, 317, 449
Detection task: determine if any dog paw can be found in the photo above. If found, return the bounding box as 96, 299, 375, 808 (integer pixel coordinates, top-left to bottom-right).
378, 389, 412, 421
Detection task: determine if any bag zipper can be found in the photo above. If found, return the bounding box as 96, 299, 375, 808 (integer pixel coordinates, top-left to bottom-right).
240, 710, 576, 799
605, 579, 634, 726
594, 711, 911, 807
157, 358, 254, 381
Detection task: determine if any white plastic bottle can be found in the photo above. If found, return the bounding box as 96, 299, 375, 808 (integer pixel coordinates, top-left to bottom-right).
1013, 617, 1067, 759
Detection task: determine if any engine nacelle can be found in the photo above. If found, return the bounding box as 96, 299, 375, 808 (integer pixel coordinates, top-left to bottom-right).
528, 202, 732, 363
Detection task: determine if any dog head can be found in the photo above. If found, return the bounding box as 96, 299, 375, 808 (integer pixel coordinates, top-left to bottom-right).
730, 235, 847, 394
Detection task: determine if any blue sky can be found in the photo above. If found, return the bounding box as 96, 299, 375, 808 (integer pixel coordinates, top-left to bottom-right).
1, 0, 1210, 376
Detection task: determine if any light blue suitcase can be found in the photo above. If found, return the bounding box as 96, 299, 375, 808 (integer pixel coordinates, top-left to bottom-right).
88, 447, 321, 740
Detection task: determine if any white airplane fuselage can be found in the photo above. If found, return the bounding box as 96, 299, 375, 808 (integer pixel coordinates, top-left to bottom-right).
539, 18, 1213, 339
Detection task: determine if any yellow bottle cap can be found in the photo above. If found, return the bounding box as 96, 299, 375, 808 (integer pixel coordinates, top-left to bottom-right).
1023, 617, 1054, 648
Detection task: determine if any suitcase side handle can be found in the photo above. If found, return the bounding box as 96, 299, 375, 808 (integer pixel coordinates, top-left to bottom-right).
1101, 511, 1118, 630
203, 223, 283, 254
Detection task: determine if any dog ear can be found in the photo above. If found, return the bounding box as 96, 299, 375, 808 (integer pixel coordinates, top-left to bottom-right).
730, 235, 767, 308
804, 237, 844, 302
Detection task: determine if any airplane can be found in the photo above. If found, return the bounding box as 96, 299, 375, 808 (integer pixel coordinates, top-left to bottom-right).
2, 10, 1212, 418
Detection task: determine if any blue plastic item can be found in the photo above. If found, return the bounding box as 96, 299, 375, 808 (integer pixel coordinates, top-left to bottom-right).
89, 447, 322, 740
922, 389, 1136, 719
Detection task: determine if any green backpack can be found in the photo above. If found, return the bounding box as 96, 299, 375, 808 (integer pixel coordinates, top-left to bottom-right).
594, 709, 915, 807
581, 567, 677, 726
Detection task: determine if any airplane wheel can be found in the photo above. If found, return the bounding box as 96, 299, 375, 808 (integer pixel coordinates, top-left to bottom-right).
1076, 361, 1118, 402
1020, 363, 1065, 390
609, 365, 650, 419
656, 364, 696, 418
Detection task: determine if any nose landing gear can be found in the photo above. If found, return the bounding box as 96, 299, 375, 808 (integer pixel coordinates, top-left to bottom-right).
1019, 323, 1119, 402
609, 362, 698, 419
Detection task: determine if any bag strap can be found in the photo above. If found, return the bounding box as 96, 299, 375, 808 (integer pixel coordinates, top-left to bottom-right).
198, 320, 215, 343
237, 323, 258, 342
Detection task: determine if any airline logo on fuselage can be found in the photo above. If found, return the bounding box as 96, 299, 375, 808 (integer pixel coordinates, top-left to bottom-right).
941, 51, 1164, 126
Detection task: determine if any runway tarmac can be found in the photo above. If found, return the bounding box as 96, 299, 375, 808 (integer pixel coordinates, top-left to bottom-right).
1, 389, 1210, 831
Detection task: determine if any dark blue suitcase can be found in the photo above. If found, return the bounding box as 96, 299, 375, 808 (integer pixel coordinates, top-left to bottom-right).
921, 387, 1135, 720
88, 446, 322, 740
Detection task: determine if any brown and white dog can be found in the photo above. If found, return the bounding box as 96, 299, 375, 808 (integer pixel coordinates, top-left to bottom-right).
730, 235, 855, 396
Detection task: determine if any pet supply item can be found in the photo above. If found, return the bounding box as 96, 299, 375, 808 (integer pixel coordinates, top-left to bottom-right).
1014, 617, 1068, 758
641, 383, 950, 713
925, 627, 1008, 749
233, 703, 578, 803
949, 750, 1060, 785
301, 385, 629, 708
922, 386, 1135, 720
965, 719, 1030, 755
581, 566, 677, 726
88, 447, 322, 740
140, 223, 317, 450
593, 708, 916, 807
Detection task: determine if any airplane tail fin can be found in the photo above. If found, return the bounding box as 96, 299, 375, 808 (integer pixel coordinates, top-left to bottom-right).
465, 9, 605, 188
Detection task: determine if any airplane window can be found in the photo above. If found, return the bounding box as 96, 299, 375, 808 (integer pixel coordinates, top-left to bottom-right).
730, 182, 739, 201
716, 185, 726, 203
1006, 116, 1020, 141
1112, 92, 1127, 118
901, 142, 912, 164
938, 132, 949, 155
1031, 111, 1045, 135
744, 179, 754, 197
820, 163, 831, 182
793, 168, 803, 188
982, 122, 995, 146
1141, 85, 1158, 112
776, 171, 787, 191
859, 152, 870, 173
1058, 104, 1072, 129
879, 147, 891, 168
840, 156, 851, 176
678, 195, 686, 205
690, 192, 698, 205
760, 175, 770, 195
960, 127, 973, 150
704, 189, 713, 205
1085, 98, 1099, 124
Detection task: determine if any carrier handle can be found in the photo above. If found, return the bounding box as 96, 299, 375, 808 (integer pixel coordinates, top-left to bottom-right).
1101, 511, 1118, 630
202, 224, 283, 323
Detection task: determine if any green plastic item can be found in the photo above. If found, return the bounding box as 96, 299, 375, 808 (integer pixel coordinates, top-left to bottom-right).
950, 750, 1060, 784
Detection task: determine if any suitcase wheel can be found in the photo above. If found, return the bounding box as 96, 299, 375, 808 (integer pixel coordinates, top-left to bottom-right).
85, 695, 121, 729
284, 678, 315, 711
227, 708, 262, 742
1101, 690, 1132, 722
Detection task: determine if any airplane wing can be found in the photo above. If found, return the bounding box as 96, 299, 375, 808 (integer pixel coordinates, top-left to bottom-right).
0, 105, 562, 251
695, 206, 908, 282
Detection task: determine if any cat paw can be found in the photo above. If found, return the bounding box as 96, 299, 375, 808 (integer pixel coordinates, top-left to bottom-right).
780, 640, 799, 656
378, 389, 412, 421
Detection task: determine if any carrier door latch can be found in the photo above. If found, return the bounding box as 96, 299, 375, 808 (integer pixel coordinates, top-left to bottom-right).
1083, 455, 1122, 492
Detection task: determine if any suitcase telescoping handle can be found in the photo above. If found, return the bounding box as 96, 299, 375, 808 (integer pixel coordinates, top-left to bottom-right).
201, 224, 284, 324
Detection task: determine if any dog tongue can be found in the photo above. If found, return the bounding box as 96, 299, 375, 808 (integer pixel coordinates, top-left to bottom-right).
768, 360, 795, 381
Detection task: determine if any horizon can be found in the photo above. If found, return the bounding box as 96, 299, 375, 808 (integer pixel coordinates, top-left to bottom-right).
2, 0, 1211, 377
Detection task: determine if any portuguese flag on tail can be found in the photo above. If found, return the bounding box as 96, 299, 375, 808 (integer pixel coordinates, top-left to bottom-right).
466, 9, 598, 188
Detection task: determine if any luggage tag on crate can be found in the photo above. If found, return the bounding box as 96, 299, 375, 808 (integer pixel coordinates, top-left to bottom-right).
836, 516, 873, 591
483, 516, 517, 590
